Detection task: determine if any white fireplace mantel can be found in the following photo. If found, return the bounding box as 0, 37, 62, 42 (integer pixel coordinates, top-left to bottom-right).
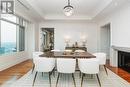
112, 46, 130, 52
110, 45, 130, 67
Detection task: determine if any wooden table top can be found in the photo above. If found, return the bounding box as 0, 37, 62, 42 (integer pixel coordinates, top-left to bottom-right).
39, 51, 96, 58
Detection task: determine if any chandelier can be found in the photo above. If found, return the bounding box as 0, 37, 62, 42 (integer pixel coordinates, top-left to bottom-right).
63, 0, 74, 16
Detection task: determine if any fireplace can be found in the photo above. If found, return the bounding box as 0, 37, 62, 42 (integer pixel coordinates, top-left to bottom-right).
118, 51, 130, 73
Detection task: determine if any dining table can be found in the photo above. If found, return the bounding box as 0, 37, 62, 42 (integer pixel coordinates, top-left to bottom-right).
39, 51, 96, 58
39, 51, 96, 71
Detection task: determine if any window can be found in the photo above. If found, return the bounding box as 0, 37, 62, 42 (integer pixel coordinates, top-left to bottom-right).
1, 20, 17, 53
0, 14, 27, 55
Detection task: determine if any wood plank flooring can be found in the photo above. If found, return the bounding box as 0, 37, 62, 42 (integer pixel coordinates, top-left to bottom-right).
0, 60, 33, 85
0, 59, 130, 86
106, 60, 130, 83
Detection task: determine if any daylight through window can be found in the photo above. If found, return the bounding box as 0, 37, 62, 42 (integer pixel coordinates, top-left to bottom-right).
0, 14, 27, 55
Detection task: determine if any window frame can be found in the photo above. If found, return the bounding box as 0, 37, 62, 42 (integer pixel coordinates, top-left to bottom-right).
0, 14, 27, 55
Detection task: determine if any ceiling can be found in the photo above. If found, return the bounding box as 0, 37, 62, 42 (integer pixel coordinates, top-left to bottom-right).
23, 0, 130, 21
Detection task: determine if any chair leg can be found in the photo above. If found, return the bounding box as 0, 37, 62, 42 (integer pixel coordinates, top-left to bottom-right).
49, 72, 51, 87
79, 71, 82, 78
53, 71, 55, 77
56, 73, 60, 87
104, 65, 108, 75
81, 74, 85, 87
42, 72, 43, 77
96, 74, 101, 87
91, 74, 94, 79
99, 65, 101, 71
32, 64, 35, 74
32, 72, 38, 86
51, 67, 55, 77
72, 73, 76, 87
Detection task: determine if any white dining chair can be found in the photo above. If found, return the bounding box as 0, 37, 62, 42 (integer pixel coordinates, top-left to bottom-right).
74, 50, 85, 77
93, 52, 108, 75
75, 49, 85, 52
64, 49, 72, 52
56, 58, 76, 87
32, 52, 44, 73
32, 57, 55, 87
51, 49, 60, 52
78, 58, 101, 87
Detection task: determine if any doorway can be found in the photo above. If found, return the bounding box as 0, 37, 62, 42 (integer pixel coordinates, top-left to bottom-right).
40, 28, 54, 52
100, 23, 111, 59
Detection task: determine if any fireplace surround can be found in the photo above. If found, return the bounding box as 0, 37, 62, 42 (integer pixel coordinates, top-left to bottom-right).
118, 51, 130, 73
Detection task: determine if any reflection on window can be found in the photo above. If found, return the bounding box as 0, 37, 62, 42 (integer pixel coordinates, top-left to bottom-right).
0, 14, 27, 55
19, 26, 25, 51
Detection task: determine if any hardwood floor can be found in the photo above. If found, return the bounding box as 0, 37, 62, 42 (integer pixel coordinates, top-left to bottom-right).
0, 60, 33, 85
106, 60, 130, 83
0, 59, 130, 86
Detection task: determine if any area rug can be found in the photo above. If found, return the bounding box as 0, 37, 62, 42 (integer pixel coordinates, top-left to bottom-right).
1, 67, 130, 87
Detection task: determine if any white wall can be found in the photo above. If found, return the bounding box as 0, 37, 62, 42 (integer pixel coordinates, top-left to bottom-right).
0, 52, 28, 71
34, 23, 40, 51
100, 25, 110, 59
99, 3, 130, 47
26, 23, 35, 59
98, 3, 130, 66
39, 21, 99, 53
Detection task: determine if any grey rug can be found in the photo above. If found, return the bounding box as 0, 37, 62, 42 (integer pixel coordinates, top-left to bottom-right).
2, 67, 130, 87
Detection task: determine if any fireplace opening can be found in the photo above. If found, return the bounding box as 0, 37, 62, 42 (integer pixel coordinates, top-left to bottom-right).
118, 51, 130, 73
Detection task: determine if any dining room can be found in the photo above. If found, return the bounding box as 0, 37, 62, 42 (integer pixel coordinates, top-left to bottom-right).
0, 0, 130, 87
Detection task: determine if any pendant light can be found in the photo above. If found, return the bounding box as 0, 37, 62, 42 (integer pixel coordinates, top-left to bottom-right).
63, 0, 74, 16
